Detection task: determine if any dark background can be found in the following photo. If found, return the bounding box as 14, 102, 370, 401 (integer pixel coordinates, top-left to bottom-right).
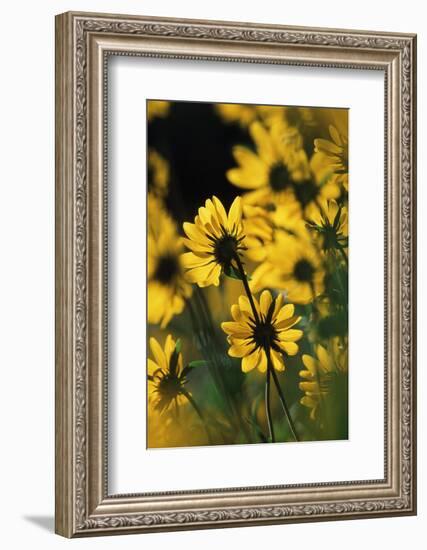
148, 101, 252, 224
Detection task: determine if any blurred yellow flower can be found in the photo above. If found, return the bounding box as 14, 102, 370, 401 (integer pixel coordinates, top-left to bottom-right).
242, 204, 274, 262
148, 205, 192, 328
314, 125, 348, 191
181, 196, 246, 287
263, 106, 317, 149
306, 199, 348, 252
270, 199, 306, 237
214, 102, 257, 127
251, 232, 325, 304
299, 339, 347, 419
148, 148, 169, 199
221, 290, 303, 373
148, 335, 189, 413
227, 121, 310, 205
290, 151, 341, 218
147, 100, 170, 121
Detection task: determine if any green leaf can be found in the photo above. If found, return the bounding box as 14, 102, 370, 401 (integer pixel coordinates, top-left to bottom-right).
169, 351, 179, 376
188, 360, 210, 368
175, 338, 182, 354
224, 265, 251, 281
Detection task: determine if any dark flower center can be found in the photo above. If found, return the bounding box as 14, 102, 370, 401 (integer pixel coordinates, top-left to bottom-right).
294, 178, 319, 208
158, 374, 182, 400
294, 259, 315, 283
155, 254, 180, 284
214, 234, 238, 267
322, 226, 339, 250
252, 320, 277, 349
269, 163, 292, 192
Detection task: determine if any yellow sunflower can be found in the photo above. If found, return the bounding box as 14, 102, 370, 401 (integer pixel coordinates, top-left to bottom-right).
148, 204, 192, 328
299, 338, 348, 419
147, 100, 170, 122
181, 196, 246, 287
147, 335, 189, 413
314, 125, 348, 191
306, 199, 348, 252
148, 148, 169, 199
250, 231, 325, 304
226, 121, 311, 205
221, 290, 303, 373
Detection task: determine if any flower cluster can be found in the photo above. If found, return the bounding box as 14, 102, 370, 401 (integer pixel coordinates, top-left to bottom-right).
146, 100, 349, 447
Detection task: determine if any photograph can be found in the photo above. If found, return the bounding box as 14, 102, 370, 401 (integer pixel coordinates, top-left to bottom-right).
52, 9, 416, 539
147, 99, 349, 448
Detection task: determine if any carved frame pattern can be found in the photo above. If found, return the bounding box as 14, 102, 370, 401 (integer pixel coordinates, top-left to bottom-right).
55, 11, 416, 537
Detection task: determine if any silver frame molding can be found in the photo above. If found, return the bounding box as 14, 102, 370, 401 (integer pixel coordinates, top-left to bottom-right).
55, 11, 417, 538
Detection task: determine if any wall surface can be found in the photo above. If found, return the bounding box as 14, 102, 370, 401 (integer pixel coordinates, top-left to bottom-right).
0, 0, 424, 548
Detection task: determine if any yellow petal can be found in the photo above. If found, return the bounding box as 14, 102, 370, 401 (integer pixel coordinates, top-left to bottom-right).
301, 395, 317, 408
302, 354, 318, 375
229, 342, 255, 358
277, 328, 303, 341
221, 321, 252, 338
259, 290, 273, 316
238, 294, 257, 319
286, 282, 313, 305
316, 345, 333, 373
181, 237, 212, 254
149, 337, 167, 371
299, 381, 319, 393
257, 348, 268, 373
228, 145, 268, 188
250, 121, 277, 165
186, 263, 218, 286
201, 263, 222, 287
275, 303, 295, 323
231, 304, 251, 323
227, 196, 243, 229
278, 341, 299, 356
212, 196, 228, 227
299, 369, 313, 379
182, 222, 210, 244
147, 358, 159, 377
270, 349, 285, 371
198, 205, 212, 226
314, 137, 341, 156
181, 251, 211, 268
241, 348, 260, 373
273, 293, 284, 316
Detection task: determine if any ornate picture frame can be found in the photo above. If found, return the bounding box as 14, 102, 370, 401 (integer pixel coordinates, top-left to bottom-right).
55, 11, 417, 537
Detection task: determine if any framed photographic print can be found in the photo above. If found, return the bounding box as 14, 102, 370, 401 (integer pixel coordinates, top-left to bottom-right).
55, 11, 417, 537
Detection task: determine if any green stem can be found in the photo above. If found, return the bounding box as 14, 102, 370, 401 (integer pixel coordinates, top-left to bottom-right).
187, 296, 229, 403
269, 362, 300, 442
182, 389, 214, 445
233, 253, 260, 324
187, 294, 252, 443
265, 356, 275, 443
